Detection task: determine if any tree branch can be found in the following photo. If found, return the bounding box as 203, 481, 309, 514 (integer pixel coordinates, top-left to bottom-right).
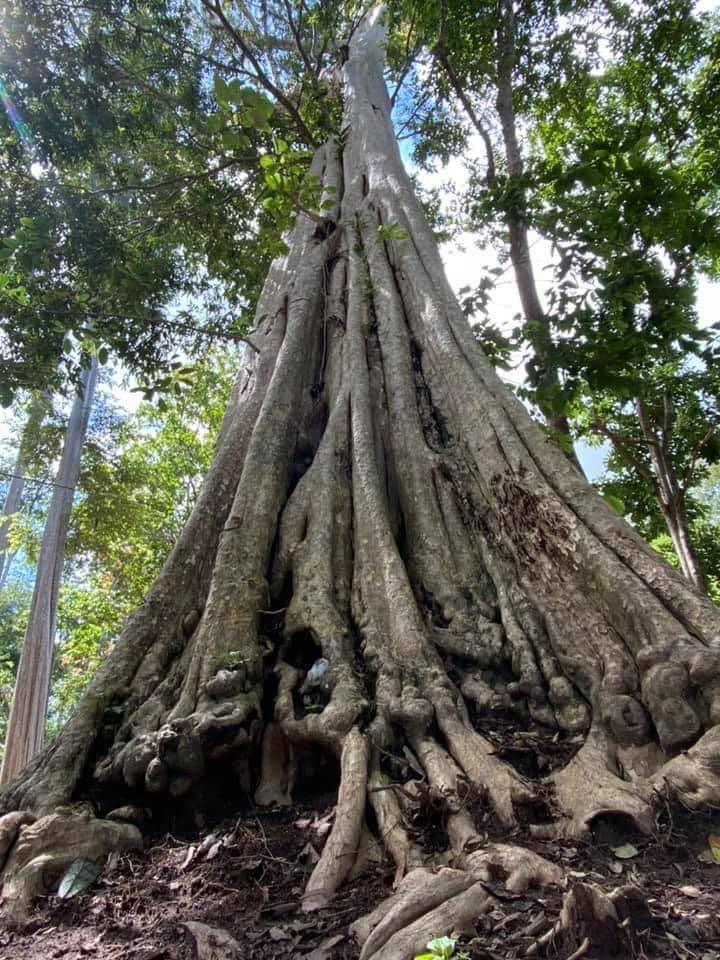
85, 158, 243, 196
282, 0, 314, 76
590, 419, 654, 483
201, 0, 319, 148
434, 46, 496, 185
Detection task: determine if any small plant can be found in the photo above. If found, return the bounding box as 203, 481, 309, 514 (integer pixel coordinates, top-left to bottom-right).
414, 936, 469, 960
376, 221, 408, 243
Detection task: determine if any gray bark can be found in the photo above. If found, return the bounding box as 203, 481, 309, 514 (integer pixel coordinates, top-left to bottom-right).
0, 359, 99, 784
1, 9, 719, 947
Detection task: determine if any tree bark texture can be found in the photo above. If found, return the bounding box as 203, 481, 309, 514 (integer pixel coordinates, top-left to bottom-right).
0, 358, 98, 784
1, 11, 720, 953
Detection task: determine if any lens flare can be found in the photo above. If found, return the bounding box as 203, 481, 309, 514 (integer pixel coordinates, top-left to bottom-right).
0, 78, 33, 153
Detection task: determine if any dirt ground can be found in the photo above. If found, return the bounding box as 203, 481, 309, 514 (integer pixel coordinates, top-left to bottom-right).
2, 717, 720, 960
1, 794, 719, 960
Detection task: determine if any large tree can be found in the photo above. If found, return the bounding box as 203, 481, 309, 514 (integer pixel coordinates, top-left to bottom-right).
1, 6, 720, 957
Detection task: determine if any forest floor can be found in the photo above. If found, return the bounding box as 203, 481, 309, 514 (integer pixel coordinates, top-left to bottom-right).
2, 751, 720, 959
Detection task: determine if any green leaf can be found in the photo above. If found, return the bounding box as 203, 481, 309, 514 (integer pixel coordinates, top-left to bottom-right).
221, 129, 241, 150
205, 114, 225, 133
213, 75, 229, 103
225, 79, 249, 103
707, 833, 720, 863
611, 843, 639, 859
58, 858, 102, 898
603, 493, 625, 515
428, 938, 456, 951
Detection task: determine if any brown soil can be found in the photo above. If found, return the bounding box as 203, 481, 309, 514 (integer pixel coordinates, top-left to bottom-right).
2, 794, 720, 959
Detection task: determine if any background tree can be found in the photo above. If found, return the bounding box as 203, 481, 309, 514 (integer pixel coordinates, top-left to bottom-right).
389, 0, 601, 461
0, 356, 98, 783
50, 352, 235, 735
530, 0, 720, 589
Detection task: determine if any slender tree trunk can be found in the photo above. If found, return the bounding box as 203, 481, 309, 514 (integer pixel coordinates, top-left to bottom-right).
661, 493, 706, 591
0, 358, 99, 784
635, 398, 707, 591
0, 393, 50, 590
1, 12, 719, 954
495, 0, 581, 469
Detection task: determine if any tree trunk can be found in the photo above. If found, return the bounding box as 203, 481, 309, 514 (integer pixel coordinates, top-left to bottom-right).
1, 12, 719, 953
0, 358, 98, 784
635, 397, 707, 592
495, 0, 581, 469
0, 392, 50, 590
661, 493, 706, 592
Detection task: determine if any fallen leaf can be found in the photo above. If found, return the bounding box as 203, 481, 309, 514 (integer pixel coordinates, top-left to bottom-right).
204, 840, 223, 861
680, 885, 702, 898
180, 846, 197, 871
611, 843, 639, 859
196, 833, 219, 857
311, 811, 335, 838
269, 927, 292, 942
58, 859, 102, 899
608, 861, 623, 875
183, 920, 242, 959
707, 833, 720, 864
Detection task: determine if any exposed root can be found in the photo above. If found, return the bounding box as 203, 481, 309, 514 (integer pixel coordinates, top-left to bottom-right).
435, 702, 533, 828
531, 882, 652, 958
183, 920, 242, 960
254, 722, 295, 807
353, 842, 562, 959
367, 765, 422, 884
0, 806, 142, 909
466, 842, 562, 893
652, 725, 720, 807
535, 726, 654, 839
302, 727, 368, 911
0, 811, 35, 870
352, 867, 482, 960
348, 825, 384, 880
